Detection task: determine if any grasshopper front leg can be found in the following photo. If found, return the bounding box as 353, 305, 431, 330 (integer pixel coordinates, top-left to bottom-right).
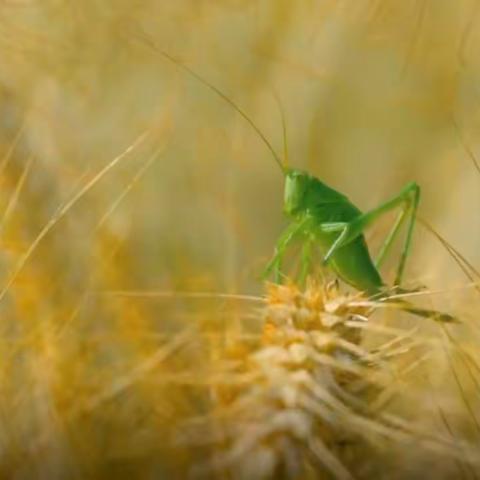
298, 238, 314, 286
263, 218, 309, 283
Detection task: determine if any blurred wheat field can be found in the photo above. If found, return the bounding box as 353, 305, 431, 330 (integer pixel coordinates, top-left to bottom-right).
0, 1, 479, 479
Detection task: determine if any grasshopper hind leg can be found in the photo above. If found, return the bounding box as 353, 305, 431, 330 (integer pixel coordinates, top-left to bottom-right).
320, 182, 421, 290
371, 182, 421, 287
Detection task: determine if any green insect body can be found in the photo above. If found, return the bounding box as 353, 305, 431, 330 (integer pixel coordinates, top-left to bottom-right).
268, 168, 420, 296
282, 169, 384, 293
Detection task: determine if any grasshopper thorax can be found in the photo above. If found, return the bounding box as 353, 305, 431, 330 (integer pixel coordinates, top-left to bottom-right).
283, 168, 311, 217
284, 168, 349, 217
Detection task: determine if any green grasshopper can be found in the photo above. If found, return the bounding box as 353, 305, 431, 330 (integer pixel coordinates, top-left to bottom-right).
134, 34, 456, 322
263, 164, 419, 295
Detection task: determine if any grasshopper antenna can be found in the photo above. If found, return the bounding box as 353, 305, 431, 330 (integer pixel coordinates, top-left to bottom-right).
129, 28, 286, 175
272, 89, 289, 170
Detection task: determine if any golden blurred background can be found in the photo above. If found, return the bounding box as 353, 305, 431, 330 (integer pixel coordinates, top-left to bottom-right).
2, 0, 479, 292
0, 1, 479, 478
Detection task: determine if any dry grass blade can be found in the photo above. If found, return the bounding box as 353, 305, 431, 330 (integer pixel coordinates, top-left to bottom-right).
0, 130, 150, 304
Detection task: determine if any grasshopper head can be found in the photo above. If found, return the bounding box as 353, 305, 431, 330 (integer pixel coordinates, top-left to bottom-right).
284, 168, 310, 216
